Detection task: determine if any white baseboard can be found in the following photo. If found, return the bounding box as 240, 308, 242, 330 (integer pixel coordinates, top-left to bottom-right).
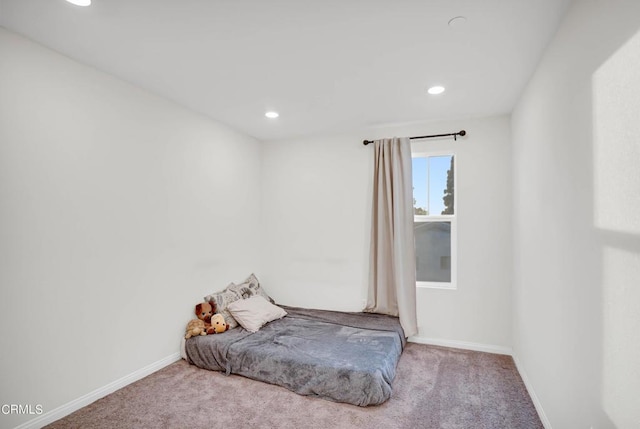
512, 354, 552, 429
408, 335, 513, 356
15, 352, 181, 429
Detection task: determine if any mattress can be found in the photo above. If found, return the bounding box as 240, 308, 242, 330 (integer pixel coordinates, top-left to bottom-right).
184, 306, 405, 406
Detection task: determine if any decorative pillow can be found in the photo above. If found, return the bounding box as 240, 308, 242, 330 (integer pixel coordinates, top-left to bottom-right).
227, 273, 274, 303
203, 284, 242, 329
227, 296, 287, 333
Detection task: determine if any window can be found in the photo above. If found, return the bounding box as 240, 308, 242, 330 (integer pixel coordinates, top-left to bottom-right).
412, 154, 456, 289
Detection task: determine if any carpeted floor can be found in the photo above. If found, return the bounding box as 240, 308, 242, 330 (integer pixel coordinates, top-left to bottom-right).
45, 343, 543, 429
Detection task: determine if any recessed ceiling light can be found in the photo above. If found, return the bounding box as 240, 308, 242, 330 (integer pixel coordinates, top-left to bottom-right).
265, 111, 279, 119
448, 16, 467, 28
66, 0, 91, 6
427, 86, 446, 95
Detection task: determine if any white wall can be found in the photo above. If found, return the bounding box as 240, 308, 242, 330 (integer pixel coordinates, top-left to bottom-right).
261, 115, 513, 352
0, 27, 261, 428
511, 0, 640, 427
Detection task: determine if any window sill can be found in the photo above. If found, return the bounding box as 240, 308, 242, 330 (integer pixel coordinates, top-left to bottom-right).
416, 282, 457, 290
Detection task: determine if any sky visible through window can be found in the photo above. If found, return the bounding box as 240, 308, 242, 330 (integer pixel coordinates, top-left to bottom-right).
413, 156, 452, 215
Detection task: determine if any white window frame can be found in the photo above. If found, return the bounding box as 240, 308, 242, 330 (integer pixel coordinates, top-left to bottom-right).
412, 151, 457, 290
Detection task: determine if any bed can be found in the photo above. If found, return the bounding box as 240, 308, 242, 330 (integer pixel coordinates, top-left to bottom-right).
183, 305, 405, 407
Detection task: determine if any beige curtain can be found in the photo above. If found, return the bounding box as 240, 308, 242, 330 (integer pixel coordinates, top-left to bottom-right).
365, 137, 418, 337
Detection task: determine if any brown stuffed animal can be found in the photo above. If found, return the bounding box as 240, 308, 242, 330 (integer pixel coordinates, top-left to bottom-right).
184, 319, 206, 339
209, 313, 229, 334
195, 300, 217, 335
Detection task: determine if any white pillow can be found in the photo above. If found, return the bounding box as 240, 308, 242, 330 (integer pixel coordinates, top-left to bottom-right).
227, 295, 287, 333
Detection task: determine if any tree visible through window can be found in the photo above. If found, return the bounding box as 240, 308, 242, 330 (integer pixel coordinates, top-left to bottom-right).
442, 157, 454, 215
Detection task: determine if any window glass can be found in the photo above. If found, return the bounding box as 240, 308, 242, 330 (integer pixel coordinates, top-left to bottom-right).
414, 221, 452, 282
412, 155, 454, 216
412, 153, 456, 288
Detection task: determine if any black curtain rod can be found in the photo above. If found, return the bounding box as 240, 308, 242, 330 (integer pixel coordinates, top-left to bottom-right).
362, 130, 466, 146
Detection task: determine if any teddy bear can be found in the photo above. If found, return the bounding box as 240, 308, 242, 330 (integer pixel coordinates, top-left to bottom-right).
184, 300, 216, 339
184, 319, 207, 339
195, 300, 216, 323
209, 313, 229, 334
195, 300, 225, 335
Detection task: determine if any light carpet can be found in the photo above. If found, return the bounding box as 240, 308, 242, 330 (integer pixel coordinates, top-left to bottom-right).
45, 343, 543, 428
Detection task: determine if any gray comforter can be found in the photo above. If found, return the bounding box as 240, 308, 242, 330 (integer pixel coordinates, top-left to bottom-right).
185, 306, 405, 406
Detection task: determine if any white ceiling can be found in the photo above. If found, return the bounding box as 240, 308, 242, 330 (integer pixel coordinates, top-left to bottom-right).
0, 0, 571, 141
